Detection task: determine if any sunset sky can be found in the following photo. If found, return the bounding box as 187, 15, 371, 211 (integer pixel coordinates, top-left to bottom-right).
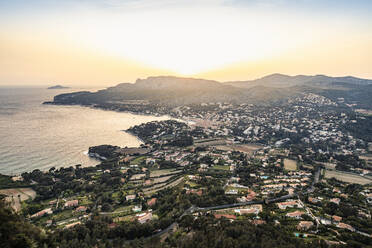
1, 0, 372, 86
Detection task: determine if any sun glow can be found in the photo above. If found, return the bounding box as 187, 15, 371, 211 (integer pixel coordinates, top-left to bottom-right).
60, 7, 312, 75
1, 0, 372, 85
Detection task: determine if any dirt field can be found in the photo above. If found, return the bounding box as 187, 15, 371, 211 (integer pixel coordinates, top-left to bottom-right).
0, 188, 36, 212
355, 109, 372, 116
130, 174, 146, 180
325, 170, 372, 185
284, 159, 297, 171
212, 165, 230, 171
301, 164, 314, 170
193, 139, 229, 147
214, 143, 263, 155
187, 118, 219, 128
117, 147, 150, 156
150, 169, 182, 178
152, 176, 172, 184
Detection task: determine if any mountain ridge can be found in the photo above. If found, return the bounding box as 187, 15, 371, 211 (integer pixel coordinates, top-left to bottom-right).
225, 73, 372, 88
45, 74, 372, 109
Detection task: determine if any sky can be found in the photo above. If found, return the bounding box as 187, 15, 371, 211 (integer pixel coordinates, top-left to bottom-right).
0, 0, 372, 86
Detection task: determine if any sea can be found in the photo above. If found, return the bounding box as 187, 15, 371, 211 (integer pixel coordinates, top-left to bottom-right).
0, 87, 169, 175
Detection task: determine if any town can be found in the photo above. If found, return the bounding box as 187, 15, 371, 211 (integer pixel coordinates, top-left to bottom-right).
1, 92, 372, 247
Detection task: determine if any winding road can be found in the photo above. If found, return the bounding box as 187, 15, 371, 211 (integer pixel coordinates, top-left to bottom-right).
143, 167, 322, 240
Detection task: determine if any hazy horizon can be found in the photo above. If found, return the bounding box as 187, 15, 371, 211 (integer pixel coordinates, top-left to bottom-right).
1, 0, 372, 86
2, 72, 372, 88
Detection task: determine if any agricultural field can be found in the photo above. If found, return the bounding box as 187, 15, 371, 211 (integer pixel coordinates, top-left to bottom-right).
284, 159, 297, 171
100, 205, 133, 217
324, 170, 372, 185
150, 169, 182, 178
193, 138, 228, 147
152, 176, 172, 184
143, 177, 184, 196
215, 143, 263, 155
187, 118, 218, 128
355, 109, 372, 116
143, 182, 167, 195
301, 164, 314, 170
77, 196, 93, 205
225, 186, 249, 194
211, 165, 230, 171
52, 210, 75, 223
130, 156, 147, 165
0, 187, 36, 212
130, 174, 146, 180
322, 162, 337, 170
184, 180, 199, 188
113, 205, 133, 213
114, 213, 136, 223
360, 155, 372, 165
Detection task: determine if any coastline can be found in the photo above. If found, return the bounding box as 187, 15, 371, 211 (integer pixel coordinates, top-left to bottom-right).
43, 101, 174, 118
1, 96, 170, 175
123, 130, 146, 144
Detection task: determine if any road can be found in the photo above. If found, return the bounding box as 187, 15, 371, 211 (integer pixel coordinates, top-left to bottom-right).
128, 167, 323, 241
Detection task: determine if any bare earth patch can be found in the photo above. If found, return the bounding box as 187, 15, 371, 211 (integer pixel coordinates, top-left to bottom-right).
284, 159, 297, 171
193, 138, 229, 147
152, 176, 172, 184
130, 174, 146, 180
355, 109, 372, 116
215, 143, 263, 155
150, 169, 182, 178
0, 188, 36, 212
325, 170, 372, 185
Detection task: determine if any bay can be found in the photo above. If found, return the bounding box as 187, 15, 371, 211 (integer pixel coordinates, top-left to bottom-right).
0, 87, 168, 175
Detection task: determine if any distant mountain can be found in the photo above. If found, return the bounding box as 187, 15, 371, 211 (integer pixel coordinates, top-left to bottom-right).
45, 74, 372, 109
47, 85, 70, 89
225, 73, 372, 88
134, 76, 221, 90
47, 76, 298, 107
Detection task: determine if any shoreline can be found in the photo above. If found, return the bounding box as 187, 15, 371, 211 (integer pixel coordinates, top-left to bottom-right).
1, 103, 172, 177
43, 101, 174, 118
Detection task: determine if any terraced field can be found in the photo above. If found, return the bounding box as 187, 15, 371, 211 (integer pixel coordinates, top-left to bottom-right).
143, 177, 184, 196
152, 176, 172, 184
150, 169, 182, 178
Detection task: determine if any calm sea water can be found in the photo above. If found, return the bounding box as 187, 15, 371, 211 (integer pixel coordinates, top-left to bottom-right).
0, 87, 169, 175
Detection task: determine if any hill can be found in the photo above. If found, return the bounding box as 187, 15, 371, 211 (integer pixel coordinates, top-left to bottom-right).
225, 73, 372, 88
45, 76, 298, 107
45, 74, 372, 110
